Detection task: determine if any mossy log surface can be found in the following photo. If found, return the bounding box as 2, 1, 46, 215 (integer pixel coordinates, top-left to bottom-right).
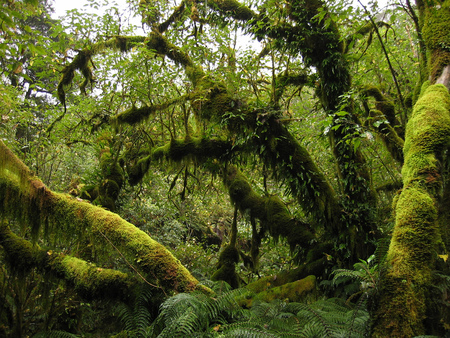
0, 140, 209, 296
238, 275, 318, 307
0, 223, 135, 301
371, 84, 450, 337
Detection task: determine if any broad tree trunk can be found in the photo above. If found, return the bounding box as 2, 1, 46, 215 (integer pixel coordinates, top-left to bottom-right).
371, 1, 450, 334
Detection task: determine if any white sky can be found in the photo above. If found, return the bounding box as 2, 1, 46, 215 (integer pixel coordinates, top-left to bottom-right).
52, 0, 130, 19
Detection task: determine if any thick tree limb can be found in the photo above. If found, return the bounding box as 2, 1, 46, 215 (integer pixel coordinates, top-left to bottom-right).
0, 223, 136, 301
0, 140, 209, 295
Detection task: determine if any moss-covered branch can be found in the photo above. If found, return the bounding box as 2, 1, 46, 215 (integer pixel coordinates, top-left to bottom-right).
126, 136, 233, 185
273, 72, 309, 104
245, 112, 341, 231
115, 96, 187, 125
361, 86, 402, 132
0, 140, 208, 295
57, 33, 205, 105
371, 84, 450, 336
224, 165, 316, 250
0, 223, 136, 301
368, 109, 404, 163
206, 0, 256, 21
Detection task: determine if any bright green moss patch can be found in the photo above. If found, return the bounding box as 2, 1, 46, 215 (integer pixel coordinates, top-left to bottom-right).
0, 224, 135, 301
239, 275, 317, 307
422, 2, 450, 83
50, 254, 133, 300
254, 275, 317, 303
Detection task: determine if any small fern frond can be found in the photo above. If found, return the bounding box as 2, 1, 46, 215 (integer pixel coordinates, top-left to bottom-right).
116, 285, 153, 337
31, 331, 80, 338
223, 324, 280, 337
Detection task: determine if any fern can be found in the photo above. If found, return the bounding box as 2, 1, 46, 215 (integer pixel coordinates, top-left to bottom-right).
149, 282, 369, 337
31, 331, 80, 338
149, 284, 247, 337
116, 285, 153, 337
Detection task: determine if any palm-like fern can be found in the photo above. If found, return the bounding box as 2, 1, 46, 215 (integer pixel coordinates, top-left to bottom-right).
115, 286, 154, 337
149, 280, 369, 337
332, 257, 379, 301
148, 285, 246, 337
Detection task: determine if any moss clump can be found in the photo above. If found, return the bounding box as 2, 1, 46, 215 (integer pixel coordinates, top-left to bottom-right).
225, 166, 315, 251
213, 0, 255, 21
190, 84, 238, 122
254, 275, 317, 303
388, 186, 438, 278
239, 275, 317, 307
422, 3, 450, 83
362, 86, 399, 128
49, 254, 132, 300
94, 149, 125, 211
0, 224, 135, 301
211, 245, 240, 289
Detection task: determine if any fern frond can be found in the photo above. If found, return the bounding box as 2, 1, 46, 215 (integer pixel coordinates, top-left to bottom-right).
223, 324, 280, 337
116, 285, 153, 337
31, 331, 80, 338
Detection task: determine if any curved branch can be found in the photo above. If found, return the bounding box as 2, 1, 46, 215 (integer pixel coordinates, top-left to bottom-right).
0, 223, 136, 301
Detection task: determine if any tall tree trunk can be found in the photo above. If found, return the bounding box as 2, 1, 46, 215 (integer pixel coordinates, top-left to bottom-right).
371, 2, 450, 334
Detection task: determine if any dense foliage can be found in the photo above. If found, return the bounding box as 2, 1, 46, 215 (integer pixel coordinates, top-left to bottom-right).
1, 0, 449, 336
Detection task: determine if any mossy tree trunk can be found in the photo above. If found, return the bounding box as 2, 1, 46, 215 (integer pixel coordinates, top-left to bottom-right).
371, 1, 450, 335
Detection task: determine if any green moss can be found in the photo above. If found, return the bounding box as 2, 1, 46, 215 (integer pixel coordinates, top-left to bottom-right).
422, 3, 450, 82
362, 86, 398, 128
240, 275, 317, 307
1, 143, 205, 294
225, 166, 316, 250
254, 275, 317, 303
402, 85, 450, 185
214, 0, 255, 21
371, 84, 449, 335
388, 186, 438, 279
368, 109, 404, 163
371, 274, 426, 337
211, 245, 240, 288
0, 223, 40, 273
422, 4, 450, 51
0, 224, 135, 301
